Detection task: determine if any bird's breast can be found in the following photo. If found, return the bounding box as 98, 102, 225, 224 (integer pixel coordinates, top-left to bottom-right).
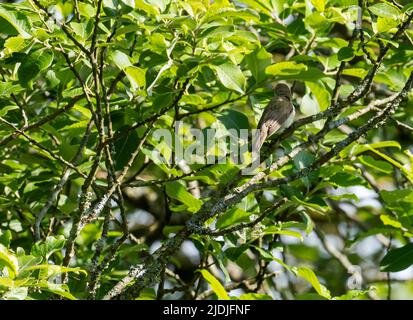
282, 107, 295, 129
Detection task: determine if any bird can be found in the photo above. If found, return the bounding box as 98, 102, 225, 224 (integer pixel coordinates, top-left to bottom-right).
253, 83, 295, 153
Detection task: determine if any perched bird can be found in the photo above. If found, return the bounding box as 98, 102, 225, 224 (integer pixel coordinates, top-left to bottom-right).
253, 83, 294, 152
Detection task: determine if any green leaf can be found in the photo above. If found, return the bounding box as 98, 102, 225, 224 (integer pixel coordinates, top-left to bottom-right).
225, 244, 249, 261
380, 189, 413, 204
45, 70, 60, 88
304, 12, 329, 31
292, 196, 328, 213
141, 147, 181, 176
369, 3, 401, 19
135, 0, 160, 16
359, 155, 393, 173
0, 244, 19, 278
356, 141, 401, 154
37, 281, 77, 300
328, 172, 365, 187
197, 269, 230, 300
125, 66, 146, 90
206, 7, 260, 23
311, 0, 325, 12
216, 208, 250, 229
4, 35, 28, 53
180, 94, 206, 106
337, 47, 355, 61
0, 277, 27, 289
0, 7, 31, 38
244, 47, 272, 83
17, 254, 42, 273
31, 236, 65, 260
380, 215, 403, 229
326, 193, 359, 202
165, 181, 203, 213
239, 293, 272, 300
295, 293, 328, 300
300, 93, 319, 115
323, 129, 348, 145
24, 264, 87, 278
342, 68, 368, 78
18, 50, 54, 87
2, 287, 28, 300
120, 0, 135, 8
377, 17, 399, 33
213, 62, 246, 94
236, 0, 272, 16
266, 61, 307, 76
341, 140, 401, 158
380, 243, 413, 272
110, 50, 132, 70
253, 246, 290, 269
0, 229, 11, 248
403, 3, 413, 14
333, 289, 371, 300
347, 227, 394, 245
0, 82, 23, 98
218, 109, 250, 132
60, 120, 89, 134
70, 21, 93, 40
353, 145, 413, 183
295, 267, 331, 299
298, 211, 316, 234
113, 126, 140, 170
329, 0, 358, 7
78, 2, 96, 17
162, 225, 185, 237
263, 226, 303, 240
148, 33, 167, 54
266, 62, 325, 82
305, 81, 331, 111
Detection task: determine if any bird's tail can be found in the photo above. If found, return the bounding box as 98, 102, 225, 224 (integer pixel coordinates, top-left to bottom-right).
252, 129, 265, 160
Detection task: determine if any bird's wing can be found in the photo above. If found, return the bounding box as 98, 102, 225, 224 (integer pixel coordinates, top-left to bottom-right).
258, 96, 293, 138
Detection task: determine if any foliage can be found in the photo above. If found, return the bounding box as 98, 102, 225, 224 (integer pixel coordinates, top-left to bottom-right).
0, 0, 413, 300
0, 233, 85, 299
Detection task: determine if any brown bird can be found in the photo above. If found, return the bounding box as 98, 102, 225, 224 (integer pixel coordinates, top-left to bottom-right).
253, 83, 294, 153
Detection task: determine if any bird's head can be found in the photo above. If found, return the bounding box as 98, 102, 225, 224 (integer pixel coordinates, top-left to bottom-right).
274, 83, 291, 99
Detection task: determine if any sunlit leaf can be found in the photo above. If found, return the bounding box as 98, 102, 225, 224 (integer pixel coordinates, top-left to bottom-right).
369, 3, 401, 20
245, 47, 272, 83
294, 267, 331, 299
0, 7, 31, 38
197, 269, 230, 300
213, 62, 246, 94
165, 181, 203, 213
0, 244, 19, 278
